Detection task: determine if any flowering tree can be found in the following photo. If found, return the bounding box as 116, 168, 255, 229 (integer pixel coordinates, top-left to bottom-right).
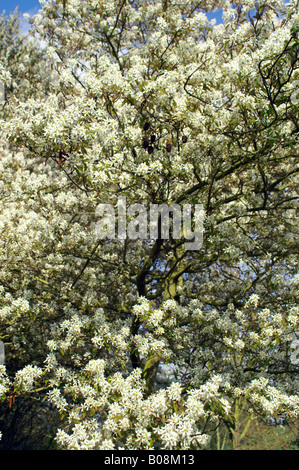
0, 0, 298, 450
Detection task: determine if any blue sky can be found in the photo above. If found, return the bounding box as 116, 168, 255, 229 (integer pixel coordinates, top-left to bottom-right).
0, 1, 41, 35
0, 0, 41, 15
1, 0, 223, 21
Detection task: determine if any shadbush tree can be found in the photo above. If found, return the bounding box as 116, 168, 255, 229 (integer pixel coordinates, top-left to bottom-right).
0, 0, 298, 449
